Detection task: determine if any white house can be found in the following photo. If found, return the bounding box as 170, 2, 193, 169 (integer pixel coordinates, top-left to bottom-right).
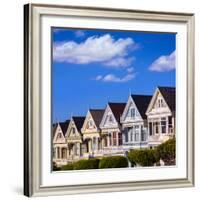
65, 116, 86, 162
81, 109, 104, 158
99, 102, 126, 155
146, 87, 176, 148
52, 120, 70, 166
121, 94, 152, 150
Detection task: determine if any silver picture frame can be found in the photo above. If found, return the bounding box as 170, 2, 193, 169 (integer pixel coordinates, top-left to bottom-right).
24, 3, 195, 197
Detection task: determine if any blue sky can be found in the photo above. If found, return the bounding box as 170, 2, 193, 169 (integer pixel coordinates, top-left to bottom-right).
52, 28, 176, 122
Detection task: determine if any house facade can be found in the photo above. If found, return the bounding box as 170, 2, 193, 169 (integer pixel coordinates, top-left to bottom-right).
146, 87, 176, 148
81, 109, 104, 158
99, 103, 126, 155
121, 95, 152, 150
65, 117, 86, 162
52, 121, 70, 166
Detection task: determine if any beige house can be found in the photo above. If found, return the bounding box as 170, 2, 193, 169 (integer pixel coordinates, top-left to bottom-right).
65, 116, 86, 162
121, 94, 152, 151
52, 120, 70, 166
81, 109, 104, 158
146, 87, 176, 148
99, 102, 126, 155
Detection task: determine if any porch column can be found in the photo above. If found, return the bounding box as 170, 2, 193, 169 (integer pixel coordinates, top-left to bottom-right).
88, 140, 91, 153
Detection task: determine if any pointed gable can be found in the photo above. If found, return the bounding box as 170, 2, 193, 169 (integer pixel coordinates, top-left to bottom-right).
59, 120, 70, 136
90, 109, 104, 127
100, 102, 126, 128
53, 122, 69, 143
146, 86, 175, 115
72, 116, 85, 132
121, 94, 152, 122
66, 116, 85, 140
82, 109, 104, 132
158, 87, 176, 112
108, 102, 126, 123
131, 95, 152, 119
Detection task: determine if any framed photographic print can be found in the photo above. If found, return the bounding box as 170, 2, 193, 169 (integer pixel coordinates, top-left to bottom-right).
24, 4, 195, 197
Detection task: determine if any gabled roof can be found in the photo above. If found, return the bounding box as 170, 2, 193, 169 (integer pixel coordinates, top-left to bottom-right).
108, 102, 126, 123
72, 116, 85, 132
59, 120, 70, 136
131, 95, 152, 119
89, 109, 104, 127
52, 120, 70, 137
52, 123, 58, 138
158, 86, 176, 112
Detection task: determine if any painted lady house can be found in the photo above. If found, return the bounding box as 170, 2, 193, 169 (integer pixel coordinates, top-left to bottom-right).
120, 94, 152, 151
81, 109, 104, 158
52, 120, 70, 166
65, 116, 86, 162
146, 87, 176, 148
99, 102, 126, 156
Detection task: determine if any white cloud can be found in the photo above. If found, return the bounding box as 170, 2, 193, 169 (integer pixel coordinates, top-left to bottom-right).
53, 34, 136, 68
75, 30, 85, 38
149, 51, 175, 72
94, 73, 135, 83
126, 67, 134, 73
94, 75, 103, 80
104, 57, 134, 68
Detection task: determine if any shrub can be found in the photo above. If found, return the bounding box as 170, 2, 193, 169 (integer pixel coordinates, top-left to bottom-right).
61, 163, 75, 170
156, 138, 176, 165
128, 149, 158, 167
53, 161, 61, 171
73, 158, 100, 170
99, 156, 128, 169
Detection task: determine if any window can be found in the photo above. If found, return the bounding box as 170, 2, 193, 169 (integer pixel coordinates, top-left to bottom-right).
104, 136, 107, 147
71, 127, 76, 134
154, 121, 159, 134
53, 148, 56, 158
108, 115, 113, 123
88, 120, 93, 128
118, 132, 122, 145
112, 132, 117, 146
57, 147, 60, 159
62, 148, 66, 158
149, 122, 153, 136
129, 128, 133, 141
155, 97, 166, 108
141, 128, 147, 141
168, 116, 173, 133
161, 117, 166, 134
130, 108, 135, 118
109, 133, 112, 146
134, 125, 139, 141
124, 128, 129, 142
57, 132, 62, 139
93, 137, 97, 150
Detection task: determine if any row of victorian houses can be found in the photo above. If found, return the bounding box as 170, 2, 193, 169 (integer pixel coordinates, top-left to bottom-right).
53, 86, 176, 166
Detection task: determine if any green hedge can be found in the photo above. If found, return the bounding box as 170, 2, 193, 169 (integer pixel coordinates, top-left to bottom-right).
99, 156, 128, 169
61, 163, 75, 170
128, 149, 158, 167
128, 138, 176, 167
156, 138, 176, 165
73, 158, 100, 170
